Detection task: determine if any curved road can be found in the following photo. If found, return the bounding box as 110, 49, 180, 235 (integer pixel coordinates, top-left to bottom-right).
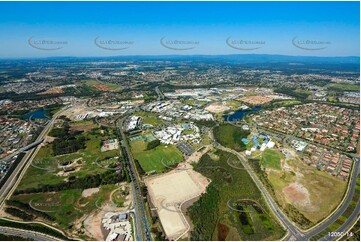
303, 157, 360, 240
320, 201, 360, 241
211, 127, 360, 241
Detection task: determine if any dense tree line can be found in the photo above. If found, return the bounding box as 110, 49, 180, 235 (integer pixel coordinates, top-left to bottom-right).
194, 120, 216, 128
48, 123, 70, 138
52, 136, 87, 156
188, 183, 220, 241
5, 207, 34, 221
248, 158, 276, 197
134, 159, 145, 175
0, 234, 30, 241
49, 123, 87, 156
189, 152, 220, 239
274, 88, 310, 100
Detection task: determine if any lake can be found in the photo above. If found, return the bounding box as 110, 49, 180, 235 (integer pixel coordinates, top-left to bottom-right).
223, 107, 262, 122
22, 110, 50, 120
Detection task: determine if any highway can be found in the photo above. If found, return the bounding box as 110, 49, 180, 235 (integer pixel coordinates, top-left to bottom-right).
0, 139, 44, 164
0, 226, 60, 241
0, 106, 68, 207
155, 86, 165, 100
0, 106, 72, 240
117, 114, 152, 241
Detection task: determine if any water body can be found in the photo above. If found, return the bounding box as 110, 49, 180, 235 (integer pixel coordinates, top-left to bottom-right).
223, 107, 262, 122
22, 110, 50, 120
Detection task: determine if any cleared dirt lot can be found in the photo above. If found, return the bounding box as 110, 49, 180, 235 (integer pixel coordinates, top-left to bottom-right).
238, 95, 273, 105
186, 146, 212, 163
205, 102, 230, 113
145, 169, 209, 240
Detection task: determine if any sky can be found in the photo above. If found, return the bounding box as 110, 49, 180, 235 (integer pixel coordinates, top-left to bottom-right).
0, 1, 359, 58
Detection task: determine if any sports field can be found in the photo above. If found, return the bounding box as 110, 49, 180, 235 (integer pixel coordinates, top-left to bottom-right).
130, 139, 183, 173
261, 149, 282, 170
133, 111, 164, 126
143, 117, 164, 126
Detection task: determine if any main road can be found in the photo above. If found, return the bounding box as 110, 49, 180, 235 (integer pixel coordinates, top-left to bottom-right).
0, 105, 69, 207
254, 127, 360, 240
0, 226, 60, 241
303, 157, 360, 240
0, 105, 73, 241
210, 127, 360, 241
215, 143, 304, 240
117, 113, 152, 241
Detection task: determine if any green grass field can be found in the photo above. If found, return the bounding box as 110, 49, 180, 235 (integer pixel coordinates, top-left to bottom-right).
328, 83, 359, 92
310, 177, 359, 240
225, 100, 243, 110
271, 100, 302, 107
133, 111, 164, 126
130, 139, 183, 173
143, 117, 164, 126
182, 129, 194, 135
261, 149, 282, 170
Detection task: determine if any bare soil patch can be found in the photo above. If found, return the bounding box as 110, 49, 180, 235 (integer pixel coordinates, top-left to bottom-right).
145, 169, 209, 240
82, 188, 100, 198
205, 102, 230, 113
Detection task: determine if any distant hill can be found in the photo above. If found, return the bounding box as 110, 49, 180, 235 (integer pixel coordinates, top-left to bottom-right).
4, 54, 358, 64
1, 54, 359, 72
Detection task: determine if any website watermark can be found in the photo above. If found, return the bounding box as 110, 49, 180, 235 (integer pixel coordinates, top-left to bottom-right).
226, 36, 265, 50
160, 36, 199, 50
292, 36, 331, 50
28, 194, 74, 213
160, 158, 191, 170
31, 158, 57, 172
28, 37, 68, 51
94, 37, 134, 50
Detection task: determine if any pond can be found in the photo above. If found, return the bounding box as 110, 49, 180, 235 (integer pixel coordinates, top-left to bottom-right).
223, 107, 262, 122
22, 110, 50, 119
